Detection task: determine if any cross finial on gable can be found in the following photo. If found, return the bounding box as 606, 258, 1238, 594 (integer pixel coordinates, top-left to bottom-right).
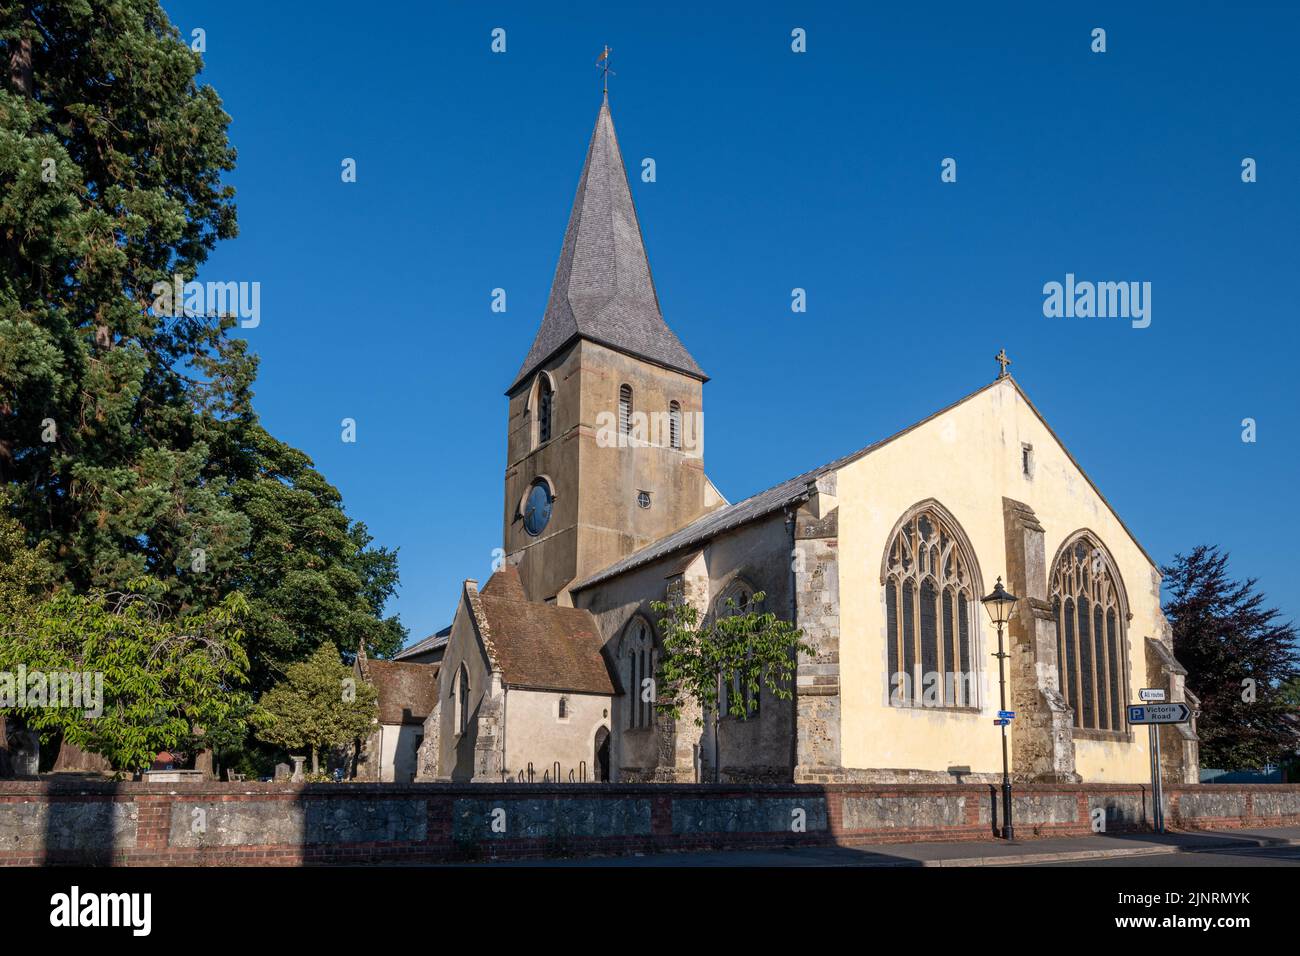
995, 348, 1011, 380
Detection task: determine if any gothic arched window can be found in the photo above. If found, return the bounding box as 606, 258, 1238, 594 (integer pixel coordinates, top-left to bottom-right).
882, 503, 982, 709
715, 582, 760, 718
621, 617, 654, 730
618, 384, 633, 438
1051, 533, 1127, 733
454, 663, 470, 734
537, 374, 554, 444
669, 401, 682, 450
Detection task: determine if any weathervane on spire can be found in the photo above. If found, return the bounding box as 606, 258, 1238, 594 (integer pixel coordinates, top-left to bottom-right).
995, 348, 1012, 379
597, 45, 614, 95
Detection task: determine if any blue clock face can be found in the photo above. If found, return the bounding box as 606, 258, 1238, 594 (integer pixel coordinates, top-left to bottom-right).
523, 481, 553, 536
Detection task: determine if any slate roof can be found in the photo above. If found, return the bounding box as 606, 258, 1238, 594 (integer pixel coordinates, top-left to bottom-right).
509, 94, 705, 392
569, 448, 843, 592
572, 375, 1159, 591
473, 569, 616, 696
363, 659, 439, 725
393, 625, 451, 662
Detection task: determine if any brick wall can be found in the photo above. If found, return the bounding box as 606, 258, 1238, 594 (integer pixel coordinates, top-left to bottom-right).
1, 781, 1297, 866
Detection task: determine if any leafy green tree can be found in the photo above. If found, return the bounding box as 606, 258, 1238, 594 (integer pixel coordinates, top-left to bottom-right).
0, 488, 54, 617
0, 490, 56, 773
0, 581, 252, 773
0, 3, 404, 702
217, 425, 406, 693
1162, 545, 1300, 769
651, 591, 814, 781
251, 641, 378, 774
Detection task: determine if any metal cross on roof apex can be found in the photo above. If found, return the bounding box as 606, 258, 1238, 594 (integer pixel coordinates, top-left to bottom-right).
597, 45, 614, 95
995, 348, 1011, 379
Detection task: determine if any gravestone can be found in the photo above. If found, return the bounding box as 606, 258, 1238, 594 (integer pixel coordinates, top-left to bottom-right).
274, 762, 291, 781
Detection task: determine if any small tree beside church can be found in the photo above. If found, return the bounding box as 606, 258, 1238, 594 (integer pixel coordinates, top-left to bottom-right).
651, 591, 814, 781
252, 642, 378, 775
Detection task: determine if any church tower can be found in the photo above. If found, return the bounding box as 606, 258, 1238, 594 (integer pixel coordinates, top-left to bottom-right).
503, 93, 717, 603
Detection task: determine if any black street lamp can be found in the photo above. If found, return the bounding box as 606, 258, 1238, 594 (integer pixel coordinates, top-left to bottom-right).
981, 576, 1019, 840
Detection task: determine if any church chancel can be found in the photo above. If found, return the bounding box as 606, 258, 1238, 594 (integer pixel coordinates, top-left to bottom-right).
407, 83, 1198, 788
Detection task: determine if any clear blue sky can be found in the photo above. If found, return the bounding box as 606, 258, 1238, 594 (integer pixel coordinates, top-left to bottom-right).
164, 1, 1299, 644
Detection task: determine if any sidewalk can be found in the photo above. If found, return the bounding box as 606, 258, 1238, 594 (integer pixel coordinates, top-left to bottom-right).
459, 826, 1300, 867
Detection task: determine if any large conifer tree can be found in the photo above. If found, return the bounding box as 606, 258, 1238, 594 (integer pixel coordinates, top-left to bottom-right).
1162, 545, 1299, 769
0, 2, 403, 700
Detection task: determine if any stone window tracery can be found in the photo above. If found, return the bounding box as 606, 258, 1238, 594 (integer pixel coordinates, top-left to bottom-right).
1051, 534, 1126, 733
883, 504, 981, 709
622, 618, 654, 730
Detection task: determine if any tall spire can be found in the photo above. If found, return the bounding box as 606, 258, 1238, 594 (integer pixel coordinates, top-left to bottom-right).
510, 96, 705, 391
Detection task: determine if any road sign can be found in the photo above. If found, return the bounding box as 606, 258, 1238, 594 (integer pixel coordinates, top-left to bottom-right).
1129, 698, 1189, 837
993, 718, 1009, 726
997, 711, 1015, 719
1127, 702, 1190, 725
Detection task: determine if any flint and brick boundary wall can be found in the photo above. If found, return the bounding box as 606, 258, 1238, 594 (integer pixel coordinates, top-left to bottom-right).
1, 780, 1298, 866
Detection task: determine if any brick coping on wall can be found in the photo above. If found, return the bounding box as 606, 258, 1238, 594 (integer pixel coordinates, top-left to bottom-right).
2, 780, 1297, 866
10, 779, 1287, 795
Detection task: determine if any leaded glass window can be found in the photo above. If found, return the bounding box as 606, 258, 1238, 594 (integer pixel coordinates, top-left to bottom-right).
1051, 535, 1125, 732
883, 506, 979, 708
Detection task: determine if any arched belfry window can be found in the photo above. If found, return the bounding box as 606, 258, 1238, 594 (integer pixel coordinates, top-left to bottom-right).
621, 617, 655, 730
537, 374, 554, 444
882, 503, 982, 709
1051, 533, 1127, 733
618, 384, 633, 438
669, 401, 682, 450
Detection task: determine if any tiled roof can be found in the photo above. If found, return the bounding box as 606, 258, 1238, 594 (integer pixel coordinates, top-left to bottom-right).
480, 563, 527, 602
474, 570, 616, 696
509, 94, 705, 392
363, 659, 438, 725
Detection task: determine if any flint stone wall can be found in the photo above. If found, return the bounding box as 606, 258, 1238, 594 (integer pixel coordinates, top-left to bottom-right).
1, 781, 1297, 866
451, 797, 650, 841
169, 798, 425, 847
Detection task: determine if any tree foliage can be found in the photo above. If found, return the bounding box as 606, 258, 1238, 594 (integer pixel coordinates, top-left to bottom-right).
0, 487, 54, 617
651, 591, 814, 724
0, 2, 404, 707
251, 641, 378, 774
0, 579, 251, 773
1162, 545, 1300, 769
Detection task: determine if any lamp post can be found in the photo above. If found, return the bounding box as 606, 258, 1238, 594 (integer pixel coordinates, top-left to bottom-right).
981, 576, 1019, 840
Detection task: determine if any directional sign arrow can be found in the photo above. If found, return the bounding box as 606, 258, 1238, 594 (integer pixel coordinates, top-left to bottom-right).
1127, 702, 1191, 725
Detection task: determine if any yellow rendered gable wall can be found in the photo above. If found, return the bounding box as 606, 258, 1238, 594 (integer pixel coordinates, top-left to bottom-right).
835, 378, 1160, 783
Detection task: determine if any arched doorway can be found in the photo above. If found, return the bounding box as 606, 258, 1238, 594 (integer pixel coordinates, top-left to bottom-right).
593, 726, 610, 782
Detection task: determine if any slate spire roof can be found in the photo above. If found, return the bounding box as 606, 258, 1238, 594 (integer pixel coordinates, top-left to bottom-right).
510, 94, 705, 392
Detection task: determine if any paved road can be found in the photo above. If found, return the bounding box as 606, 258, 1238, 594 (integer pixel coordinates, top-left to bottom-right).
448, 828, 1300, 867
1030, 844, 1300, 867
452, 842, 1300, 868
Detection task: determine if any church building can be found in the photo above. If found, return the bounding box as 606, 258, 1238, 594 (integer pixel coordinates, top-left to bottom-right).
411, 92, 1199, 787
